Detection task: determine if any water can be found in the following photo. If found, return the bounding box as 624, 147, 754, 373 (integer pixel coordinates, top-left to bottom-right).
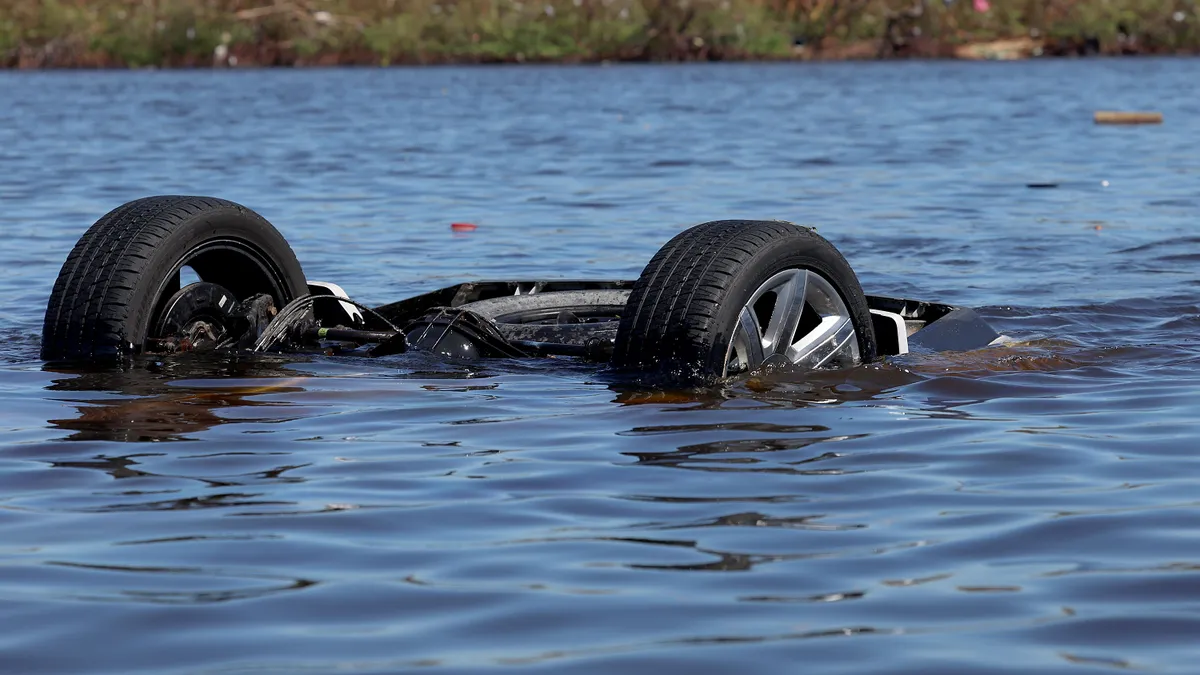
2, 60, 1200, 673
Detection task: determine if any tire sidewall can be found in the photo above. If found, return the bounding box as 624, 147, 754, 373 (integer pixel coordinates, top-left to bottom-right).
122, 209, 306, 351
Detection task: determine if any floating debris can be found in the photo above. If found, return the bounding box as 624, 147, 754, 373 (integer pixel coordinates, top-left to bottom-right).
451, 222, 478, 232
954, 37, 1041, 60
1095, 111, 1163, 125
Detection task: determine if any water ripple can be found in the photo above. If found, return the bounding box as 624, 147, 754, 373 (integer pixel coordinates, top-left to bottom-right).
2, 60, 1200, 673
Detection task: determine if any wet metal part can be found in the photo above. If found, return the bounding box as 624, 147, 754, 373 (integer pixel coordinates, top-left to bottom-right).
147, 282, 284, 354
153, 282, 239, 347
146, 277, 996, 377
405, 308, 529, 359
148, 282, 241, 352
253, 294, 400, 353
724, 269, 860, 377
258, 281, 993, 369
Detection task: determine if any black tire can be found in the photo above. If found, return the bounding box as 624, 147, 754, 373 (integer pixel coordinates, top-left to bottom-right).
41, 196, 308, 362
611, 220, 876, 384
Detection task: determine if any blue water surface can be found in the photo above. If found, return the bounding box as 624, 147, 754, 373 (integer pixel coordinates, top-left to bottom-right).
2, 60, 1200, 674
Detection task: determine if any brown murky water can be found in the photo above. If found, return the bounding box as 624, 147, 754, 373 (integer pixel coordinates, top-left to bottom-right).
3, 60, 1200, 673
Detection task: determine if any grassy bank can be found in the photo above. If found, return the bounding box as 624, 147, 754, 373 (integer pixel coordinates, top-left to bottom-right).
3, 0, 1199, 68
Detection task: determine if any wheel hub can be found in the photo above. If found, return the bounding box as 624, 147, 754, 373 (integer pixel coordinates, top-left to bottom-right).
150, 282, 240, 352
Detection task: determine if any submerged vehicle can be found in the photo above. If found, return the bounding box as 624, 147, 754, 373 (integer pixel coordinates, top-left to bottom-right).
40, 196, 1001, 384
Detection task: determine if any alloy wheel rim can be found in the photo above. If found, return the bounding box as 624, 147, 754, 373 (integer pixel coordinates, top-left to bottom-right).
722, 268, 860, 377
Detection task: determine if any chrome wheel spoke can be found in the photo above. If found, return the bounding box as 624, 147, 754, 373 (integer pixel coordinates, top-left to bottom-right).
724, 306, 766, 376
762, 270, 807, 356
736, 306, 766, 366
787, 315, 858, 368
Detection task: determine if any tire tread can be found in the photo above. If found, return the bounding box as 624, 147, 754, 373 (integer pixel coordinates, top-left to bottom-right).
41, 196, 300, 361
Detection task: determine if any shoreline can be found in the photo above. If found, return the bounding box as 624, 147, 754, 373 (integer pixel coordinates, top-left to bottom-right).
5, 1, 1198, 70
8, 44, 1200, 70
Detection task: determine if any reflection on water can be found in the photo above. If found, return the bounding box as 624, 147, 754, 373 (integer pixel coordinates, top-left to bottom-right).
3, 60, 1200, 673
43, 559, 318, 605
46, 358, 309, 443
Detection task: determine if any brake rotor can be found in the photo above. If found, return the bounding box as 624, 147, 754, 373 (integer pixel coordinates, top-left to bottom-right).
151, 282, 240, 352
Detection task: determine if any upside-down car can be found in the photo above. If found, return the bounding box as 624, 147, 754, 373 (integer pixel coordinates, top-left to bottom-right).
41, 196, 1000, 385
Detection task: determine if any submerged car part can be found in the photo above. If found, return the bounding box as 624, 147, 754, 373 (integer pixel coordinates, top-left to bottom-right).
611, 219, 877, 384
725, 268, 863, 377
41, 196, 1002, 386
405, 308, 530, 359
40, 196, 307, 361
254, 294, 404, 355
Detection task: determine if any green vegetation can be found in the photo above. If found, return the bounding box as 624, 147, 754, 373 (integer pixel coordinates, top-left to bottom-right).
3, 0, 1198, 68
